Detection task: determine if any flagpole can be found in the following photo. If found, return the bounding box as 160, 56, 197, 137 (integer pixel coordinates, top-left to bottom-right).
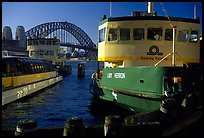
110, 2, 112, 17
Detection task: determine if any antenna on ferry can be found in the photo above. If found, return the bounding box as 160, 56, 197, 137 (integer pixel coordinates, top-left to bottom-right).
148, 2, 154, 13
194, 2, 197, 19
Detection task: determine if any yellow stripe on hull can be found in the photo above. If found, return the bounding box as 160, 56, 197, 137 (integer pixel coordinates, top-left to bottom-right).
98, 56, 199, 63
2, 71, 57, 89
2, 77, 12, 88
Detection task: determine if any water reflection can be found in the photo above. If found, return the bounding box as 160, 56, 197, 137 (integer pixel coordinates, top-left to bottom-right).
2, 61, 133, 129
88, 97, 135, 124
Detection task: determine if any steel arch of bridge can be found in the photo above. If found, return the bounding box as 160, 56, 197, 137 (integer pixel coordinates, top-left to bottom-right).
25, 21, 96, 49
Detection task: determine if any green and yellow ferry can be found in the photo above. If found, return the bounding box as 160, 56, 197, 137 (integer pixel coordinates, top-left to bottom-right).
89, 2, 202, 113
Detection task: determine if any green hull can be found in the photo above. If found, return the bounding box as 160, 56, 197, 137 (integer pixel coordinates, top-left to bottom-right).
89, 66, 202, 112
98, 66, 168, 112
100, 89, 161, 112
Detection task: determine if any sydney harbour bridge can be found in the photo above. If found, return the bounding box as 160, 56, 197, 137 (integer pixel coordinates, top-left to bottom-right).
25, 21, 97, 60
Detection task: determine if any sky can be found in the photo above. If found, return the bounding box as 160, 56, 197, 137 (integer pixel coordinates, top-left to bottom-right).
2, 2, 202, 45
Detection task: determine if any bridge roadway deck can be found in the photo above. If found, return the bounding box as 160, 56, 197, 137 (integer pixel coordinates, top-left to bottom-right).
60, 43, 97, 51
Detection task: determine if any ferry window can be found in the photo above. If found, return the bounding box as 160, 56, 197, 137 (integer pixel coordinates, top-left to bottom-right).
53, 40, 59, 45
133, 28, 144, 40
17, 63, 23, 75
120, 29, 130, 41
28, 40, 33, 45
33, 40, 38, 45
2, 61, 7, 77
47, 40, 52, 45
31, 65, 36, 73
31, 51, 36, 56
147, 28, 162, 41
165, 29, 173, 41
108, 28, 117, 41
5, 62, 11, 75
53, 40, 57, 45
40, 51, 44, 56
44, 51, 49, 55
10, 62, 18, 75
23, 63, 29, 74
178, 30, 189, 42
30, 51, 33, 56
50, 51, 54, 56
189, 30, 198, 43
99, 27, 106, 42
40, 40, 45, 45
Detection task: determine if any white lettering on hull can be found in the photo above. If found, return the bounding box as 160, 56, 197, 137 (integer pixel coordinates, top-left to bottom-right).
107, 73, 125, 79
114, 73, 125, 79
107, 73, 112, 78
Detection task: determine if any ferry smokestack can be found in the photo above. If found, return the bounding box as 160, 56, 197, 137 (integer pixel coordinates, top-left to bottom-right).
148, 2, 154, 13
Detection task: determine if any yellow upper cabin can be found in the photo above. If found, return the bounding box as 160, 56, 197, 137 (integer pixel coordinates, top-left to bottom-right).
27, 38, 65, 66
98, 13, 200, 68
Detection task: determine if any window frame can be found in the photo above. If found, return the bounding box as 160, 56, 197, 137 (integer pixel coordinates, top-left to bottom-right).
189, 30, 198, 43
107, 28, 118, 42
133, 28, 144, 40
147, 27, 163, 41
177, 29, 189, 42
119, 28, 131, 41
98, 27, 106, 43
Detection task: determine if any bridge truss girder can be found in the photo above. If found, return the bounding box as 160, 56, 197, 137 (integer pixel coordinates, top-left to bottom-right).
25, 22, 96, 49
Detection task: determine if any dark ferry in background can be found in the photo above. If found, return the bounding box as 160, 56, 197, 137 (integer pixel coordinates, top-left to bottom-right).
2, 56, 63, 106
89, 2, 202, 113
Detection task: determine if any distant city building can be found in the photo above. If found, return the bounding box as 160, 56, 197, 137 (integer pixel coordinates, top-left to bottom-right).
16, 26, 26, 48
16, 26, 26, 40
2, 39, 28, 57
2, 26, 12, 40
2, 25, 28, 57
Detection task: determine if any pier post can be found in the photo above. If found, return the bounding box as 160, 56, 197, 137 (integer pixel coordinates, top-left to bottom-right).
15, 119, 38, 136
160, 98, 177, 114
104, 115, 123, 136
63, 117, 85, 136
78, 63, 85, 78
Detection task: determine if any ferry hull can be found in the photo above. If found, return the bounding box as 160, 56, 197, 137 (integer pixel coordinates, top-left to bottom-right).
2, 76, 63, 106
99, 88, 161, 112
89, 66, 202, 112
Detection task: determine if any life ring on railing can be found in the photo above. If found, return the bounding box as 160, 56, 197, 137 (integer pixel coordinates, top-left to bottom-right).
99, 71, 103, 79
95, 71, 103, 79
91, 73, 95, 79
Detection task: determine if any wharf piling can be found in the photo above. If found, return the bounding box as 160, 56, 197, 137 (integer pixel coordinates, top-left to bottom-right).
63, 117, 85, 136
104, 115, 123, 136
14, 119, 37, 136
78, 63, 85, 78
2, 107, 202, 136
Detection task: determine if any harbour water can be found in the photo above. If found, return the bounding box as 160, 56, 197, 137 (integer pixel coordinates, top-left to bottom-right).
2, 61, 134, 129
